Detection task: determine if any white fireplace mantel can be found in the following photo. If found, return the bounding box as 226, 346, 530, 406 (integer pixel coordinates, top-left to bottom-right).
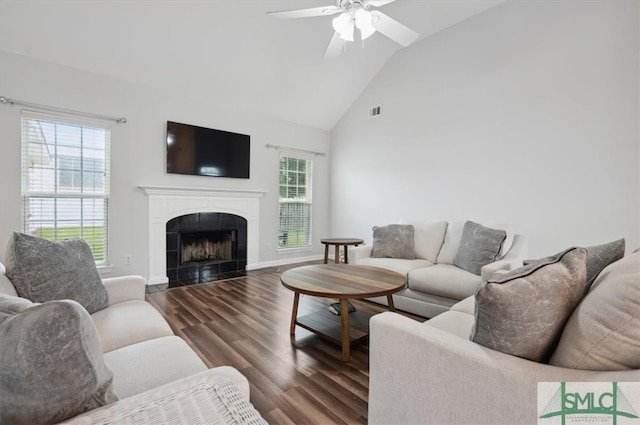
139, 185, 266, 285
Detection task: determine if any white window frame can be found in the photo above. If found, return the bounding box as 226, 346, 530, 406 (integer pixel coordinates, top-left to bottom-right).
277, 152, 313, 253
21, 110, 111, 269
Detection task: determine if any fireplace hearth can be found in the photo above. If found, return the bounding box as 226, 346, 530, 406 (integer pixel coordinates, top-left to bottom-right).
166, 213, 247, 287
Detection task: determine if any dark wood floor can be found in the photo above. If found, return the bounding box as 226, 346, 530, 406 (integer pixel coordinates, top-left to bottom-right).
145, 261, 425, 424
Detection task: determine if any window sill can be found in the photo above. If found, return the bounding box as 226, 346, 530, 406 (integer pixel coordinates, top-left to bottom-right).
276, 246, 313, 255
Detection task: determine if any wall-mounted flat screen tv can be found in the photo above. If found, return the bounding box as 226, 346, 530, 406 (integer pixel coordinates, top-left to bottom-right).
166, 121, 250, 179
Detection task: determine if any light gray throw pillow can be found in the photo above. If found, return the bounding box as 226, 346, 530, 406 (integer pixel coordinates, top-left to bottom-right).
371, 224, 415, 260
5, 232, 108, 313
549, 251, 639, 370
471, 247, 587, 363
0, 296, 118, 424
454, 221, 506, 275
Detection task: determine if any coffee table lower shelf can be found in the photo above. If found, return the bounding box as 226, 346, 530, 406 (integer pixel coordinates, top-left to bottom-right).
295, 308, 373, 348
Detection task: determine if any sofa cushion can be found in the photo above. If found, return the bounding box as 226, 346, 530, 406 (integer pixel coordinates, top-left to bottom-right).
437, 221, 513, 264
0, 297, 117, 425
549, 252, 639, 370
398, 219, 447, 262
453, 221, 506, 276
91, 300, 175, 353
423, 310, 475, 339
471, 247, 587, 363
356, 257, 433, 276
104, 336, 207, 399
371, 224, 415, 260
408, 264, 482, 301
5, 232, 108, 313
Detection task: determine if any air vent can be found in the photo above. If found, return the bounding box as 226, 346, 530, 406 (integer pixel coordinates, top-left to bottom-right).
369, 105, 382, 118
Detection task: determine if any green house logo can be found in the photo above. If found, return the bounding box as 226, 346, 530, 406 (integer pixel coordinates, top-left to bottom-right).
539, 382, 639, 425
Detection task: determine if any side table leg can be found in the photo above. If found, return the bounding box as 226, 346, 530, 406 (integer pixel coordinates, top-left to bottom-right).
340, 298, 350, 361
290, 292, 300, 335
334, 245, 340, 264
387, 294, 395, 312
323, 244, 329, 264
344, 245, 349, 264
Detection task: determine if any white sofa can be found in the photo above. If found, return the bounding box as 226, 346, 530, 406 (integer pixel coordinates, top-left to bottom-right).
349, 220, 527, 317
368, 250, 640, 425
0, 264, 264, 424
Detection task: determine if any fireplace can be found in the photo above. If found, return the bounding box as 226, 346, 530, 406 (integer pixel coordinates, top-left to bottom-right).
139, 186, 264, 286
166, 212, 247, 287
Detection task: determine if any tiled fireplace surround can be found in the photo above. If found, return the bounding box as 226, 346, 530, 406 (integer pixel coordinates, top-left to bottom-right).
139, 186, 265, 286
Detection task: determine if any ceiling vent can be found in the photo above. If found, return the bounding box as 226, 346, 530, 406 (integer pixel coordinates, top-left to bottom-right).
369, 105, 382, 118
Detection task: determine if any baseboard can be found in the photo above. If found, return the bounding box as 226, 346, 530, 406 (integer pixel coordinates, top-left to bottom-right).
247, 254, 323, 270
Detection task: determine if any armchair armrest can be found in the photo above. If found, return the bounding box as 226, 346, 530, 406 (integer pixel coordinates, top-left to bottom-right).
102, 275, 146, 305
369, 312, 639, 425
347, 245, 372, 264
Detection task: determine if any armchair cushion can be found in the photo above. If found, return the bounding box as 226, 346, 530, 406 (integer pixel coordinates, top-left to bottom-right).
371, 224, 415, 260
550, 251, 640, 370
454, 221, 506, 275
0, 297, 117, 425
471, 247, 587, 362
5, 232, 108, 313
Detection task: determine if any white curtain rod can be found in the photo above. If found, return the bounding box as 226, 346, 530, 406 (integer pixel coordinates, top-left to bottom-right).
0, 96, 127, 124
266, 143, 326, 157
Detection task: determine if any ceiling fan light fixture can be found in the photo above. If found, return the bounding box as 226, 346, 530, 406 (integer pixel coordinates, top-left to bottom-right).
333, 13, 354, 42
355, 8, 375, 40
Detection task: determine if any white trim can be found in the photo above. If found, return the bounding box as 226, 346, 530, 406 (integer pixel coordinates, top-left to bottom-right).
247, 254, 323, 270
139, 185, 266, 285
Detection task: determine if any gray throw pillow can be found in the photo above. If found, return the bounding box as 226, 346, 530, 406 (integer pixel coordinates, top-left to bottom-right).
0, 297, 118, 425
371, 224, 415, 260
522, 238, 625, 293
5, 232, 108, 313
454, 221, 506, 275
471, 247, 587, 363
549, 251, 639, 370
583, 238, 624, 292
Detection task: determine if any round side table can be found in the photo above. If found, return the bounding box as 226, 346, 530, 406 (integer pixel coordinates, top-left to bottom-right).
320, 238, 364, 264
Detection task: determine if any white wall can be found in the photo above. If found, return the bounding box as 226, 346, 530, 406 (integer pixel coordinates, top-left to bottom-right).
330, 0, 640, 257
0, 51, 331, 278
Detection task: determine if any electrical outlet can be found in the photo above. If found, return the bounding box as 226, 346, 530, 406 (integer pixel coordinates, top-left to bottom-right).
125, 254, 133, 265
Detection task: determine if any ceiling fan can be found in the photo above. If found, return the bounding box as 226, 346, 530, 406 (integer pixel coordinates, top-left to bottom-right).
267, 0, 419, 59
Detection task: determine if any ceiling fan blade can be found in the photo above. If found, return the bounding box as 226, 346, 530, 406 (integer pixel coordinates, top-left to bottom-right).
323, 32, 346, 59
371, 10, 419, 47
267, 5, 341, 19
367, 0, 397, 7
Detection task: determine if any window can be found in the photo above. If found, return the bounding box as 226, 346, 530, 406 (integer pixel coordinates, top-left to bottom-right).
278, 154, 312, 249
21, 111, 111, 266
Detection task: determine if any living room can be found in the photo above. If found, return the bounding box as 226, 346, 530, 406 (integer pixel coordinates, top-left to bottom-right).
0, 0, 638, 424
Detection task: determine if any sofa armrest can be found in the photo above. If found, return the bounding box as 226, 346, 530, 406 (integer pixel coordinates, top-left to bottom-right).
102, 275, 146, 305
500, 233, 528, 268
59, 367, 261, 424
480, 260, 511, 281
369, 312, 639, 425
348, 245, 372, 264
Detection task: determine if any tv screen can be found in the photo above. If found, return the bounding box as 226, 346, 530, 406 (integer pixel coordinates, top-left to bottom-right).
166, 121, 250, 179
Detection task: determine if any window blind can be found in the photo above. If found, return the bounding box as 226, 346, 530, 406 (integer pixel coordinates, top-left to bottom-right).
21, 111, 111, 265
278, 154, 313, 249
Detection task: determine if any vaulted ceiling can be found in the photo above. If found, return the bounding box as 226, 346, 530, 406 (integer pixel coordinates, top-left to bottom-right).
0, 0, 503, 130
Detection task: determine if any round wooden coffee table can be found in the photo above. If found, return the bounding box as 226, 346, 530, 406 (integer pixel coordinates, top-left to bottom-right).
280, 264, 406, 361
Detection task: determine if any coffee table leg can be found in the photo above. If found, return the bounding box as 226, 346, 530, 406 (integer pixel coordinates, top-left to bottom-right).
387, 294, 395, 312
290, 292, 300, 335
340, 298, 350, 361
